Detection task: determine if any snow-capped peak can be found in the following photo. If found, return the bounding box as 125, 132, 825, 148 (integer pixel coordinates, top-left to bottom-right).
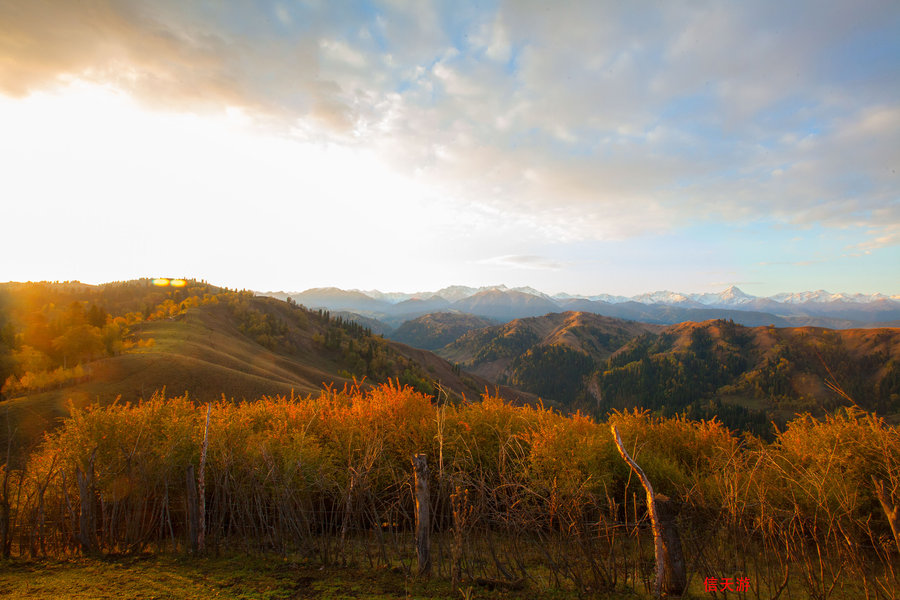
693, 286, 757, 306
769, 290, 897, 304
633, 290, 694, 305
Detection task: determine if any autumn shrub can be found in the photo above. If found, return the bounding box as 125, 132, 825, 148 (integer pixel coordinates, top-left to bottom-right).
607, 408, 740, 504
746, 408, 900, 545
7, 383, 899, 597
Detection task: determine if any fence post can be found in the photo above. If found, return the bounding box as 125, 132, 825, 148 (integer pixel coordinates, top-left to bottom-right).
412, 453, 431, 576
611, 425, 686, 597
185, 464, 199, 553
76, 449, 97, 554
198, 404, 210, 553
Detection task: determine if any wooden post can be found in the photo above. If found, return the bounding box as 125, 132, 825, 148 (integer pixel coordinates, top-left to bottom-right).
198, 404, 210, 553
412, 453, 431, 576
185, 464, 199, 553
76, 449, 97, 554
611, 425, 686, 597
0, 490, 8, 559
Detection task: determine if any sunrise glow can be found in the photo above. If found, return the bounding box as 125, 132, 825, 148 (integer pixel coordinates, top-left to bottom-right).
0, 1, 896, 296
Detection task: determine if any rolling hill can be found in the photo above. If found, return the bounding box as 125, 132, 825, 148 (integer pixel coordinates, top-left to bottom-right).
4, 280, 898, 453
388, 312, 496, 350
594, 320, 900, 422
0, 281, 533, 462
438, 311, 661, 395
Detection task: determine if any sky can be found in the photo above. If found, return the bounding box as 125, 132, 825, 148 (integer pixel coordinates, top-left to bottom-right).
1, 1, 898, 297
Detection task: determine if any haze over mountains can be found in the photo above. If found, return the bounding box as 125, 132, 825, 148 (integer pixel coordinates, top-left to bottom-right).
264, 285, 900, 330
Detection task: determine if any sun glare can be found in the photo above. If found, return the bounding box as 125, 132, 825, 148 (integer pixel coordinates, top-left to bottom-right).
0, 77, 483, 289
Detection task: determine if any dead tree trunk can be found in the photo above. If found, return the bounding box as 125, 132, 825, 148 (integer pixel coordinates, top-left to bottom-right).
185, 464, 199, 553
873, 477, 900, 557
412, 454, 431, 576
655, 495, 686, 594
611, 425, 686, 597
76, 449, 97, 554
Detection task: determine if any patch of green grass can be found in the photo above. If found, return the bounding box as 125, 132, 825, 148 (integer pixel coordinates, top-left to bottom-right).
0, 554, 601, 600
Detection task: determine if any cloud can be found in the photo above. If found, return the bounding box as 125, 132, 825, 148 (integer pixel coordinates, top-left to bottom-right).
844, 223, 900, 252
758, 260, 828, 267
1, 0, 897, 246
0, 1, 356, 126
478, 255, 564, 270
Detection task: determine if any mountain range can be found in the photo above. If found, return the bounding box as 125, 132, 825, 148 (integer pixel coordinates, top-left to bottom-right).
263, 285, 900, 330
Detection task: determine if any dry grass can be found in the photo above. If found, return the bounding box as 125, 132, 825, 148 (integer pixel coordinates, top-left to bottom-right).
0, 553, 593, 600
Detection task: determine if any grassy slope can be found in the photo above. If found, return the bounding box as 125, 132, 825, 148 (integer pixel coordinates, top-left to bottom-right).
0, 298, 535, 462
0, 554, 595, 600
1, 305, 331, 459
2, 552, 848, 599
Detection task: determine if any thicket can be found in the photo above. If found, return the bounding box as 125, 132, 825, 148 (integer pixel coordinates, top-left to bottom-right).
1, 383, 897, 598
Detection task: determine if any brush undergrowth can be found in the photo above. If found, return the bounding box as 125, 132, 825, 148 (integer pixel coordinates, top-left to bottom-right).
1, 382, 897, 598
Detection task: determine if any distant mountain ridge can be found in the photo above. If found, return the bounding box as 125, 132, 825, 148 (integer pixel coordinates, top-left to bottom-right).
261, 285, 900, 329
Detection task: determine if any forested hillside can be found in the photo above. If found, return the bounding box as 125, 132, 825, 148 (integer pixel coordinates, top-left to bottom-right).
437, 311, 900, 436
593, 320, 900, 433
438, 311, 659, 379
388, 312, 495, 350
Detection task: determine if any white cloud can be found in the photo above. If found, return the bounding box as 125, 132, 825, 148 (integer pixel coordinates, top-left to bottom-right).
479, 255, 564, 270
1, 0, 897, 269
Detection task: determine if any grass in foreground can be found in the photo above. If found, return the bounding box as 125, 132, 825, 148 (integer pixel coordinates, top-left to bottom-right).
0, 553, 598, 600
